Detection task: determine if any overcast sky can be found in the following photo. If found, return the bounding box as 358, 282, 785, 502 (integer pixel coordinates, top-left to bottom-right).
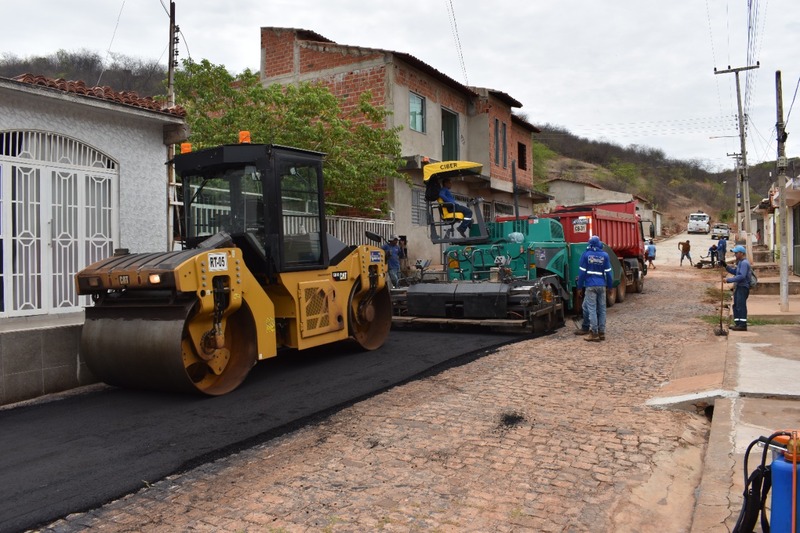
3, 0, 798, 171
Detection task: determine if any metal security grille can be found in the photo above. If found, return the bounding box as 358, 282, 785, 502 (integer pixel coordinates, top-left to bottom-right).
411, 187, 425, 225
0, 131, 118, 317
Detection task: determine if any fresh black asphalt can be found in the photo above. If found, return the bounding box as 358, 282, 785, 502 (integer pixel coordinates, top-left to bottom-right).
0, 329, 525, 532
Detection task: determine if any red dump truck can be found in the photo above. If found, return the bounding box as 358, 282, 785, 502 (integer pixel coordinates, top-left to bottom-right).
540, 200, 646, 302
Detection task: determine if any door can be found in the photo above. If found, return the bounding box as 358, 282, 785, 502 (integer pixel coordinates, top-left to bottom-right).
441, 109, 459, 161
0, 131, 117, 316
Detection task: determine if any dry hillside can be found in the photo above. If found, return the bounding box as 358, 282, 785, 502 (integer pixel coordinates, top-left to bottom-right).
544, 156, 718, 236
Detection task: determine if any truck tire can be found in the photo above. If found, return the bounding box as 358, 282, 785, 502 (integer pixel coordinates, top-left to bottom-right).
606, 287, 616, 308
633, 271, 644, 293
616, 280, 627, 303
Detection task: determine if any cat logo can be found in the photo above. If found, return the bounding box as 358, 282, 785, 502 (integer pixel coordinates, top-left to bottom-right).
332, 271, 348, 281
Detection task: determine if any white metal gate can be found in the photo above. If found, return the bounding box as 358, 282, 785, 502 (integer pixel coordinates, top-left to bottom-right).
0, 131, 118, 317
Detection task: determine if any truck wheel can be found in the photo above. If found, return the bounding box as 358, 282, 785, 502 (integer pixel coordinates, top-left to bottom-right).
615, 280, 626, 303
606, 287, 616, 308
633, 273, 644, 293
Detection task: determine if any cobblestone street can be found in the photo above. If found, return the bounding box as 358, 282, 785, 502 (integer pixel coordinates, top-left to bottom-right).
46, 264, 717, 532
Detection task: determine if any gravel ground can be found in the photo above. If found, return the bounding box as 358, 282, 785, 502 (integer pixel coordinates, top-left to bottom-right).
44, 247, 719, 533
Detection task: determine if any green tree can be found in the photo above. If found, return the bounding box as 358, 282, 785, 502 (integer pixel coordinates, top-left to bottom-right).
174, 59, 404, 216
530, 140, 556, 181
608, 159, 638, 185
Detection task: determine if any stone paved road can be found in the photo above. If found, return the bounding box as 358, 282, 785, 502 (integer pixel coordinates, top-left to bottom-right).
44, 261, 718, 533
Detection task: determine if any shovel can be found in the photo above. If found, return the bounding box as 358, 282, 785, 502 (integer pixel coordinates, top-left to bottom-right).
714, 276, 728, 336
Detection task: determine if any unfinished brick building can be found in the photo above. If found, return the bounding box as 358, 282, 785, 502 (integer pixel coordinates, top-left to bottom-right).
260, 27, 549, 262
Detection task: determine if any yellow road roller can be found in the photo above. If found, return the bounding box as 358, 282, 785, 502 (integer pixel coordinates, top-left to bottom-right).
75, 141, 392, 395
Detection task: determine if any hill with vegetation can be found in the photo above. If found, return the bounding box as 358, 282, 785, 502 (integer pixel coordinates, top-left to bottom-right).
530, 124, 780, 234
2, 51, 783, 232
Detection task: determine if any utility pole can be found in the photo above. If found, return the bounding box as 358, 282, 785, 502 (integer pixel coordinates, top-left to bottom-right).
775, 71, 790, 311
715, 63, 759, 259
166, 1, 180, 250
727, 152, 742, 232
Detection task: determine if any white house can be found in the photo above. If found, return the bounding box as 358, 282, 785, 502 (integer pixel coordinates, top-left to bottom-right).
0, 74, 187, 405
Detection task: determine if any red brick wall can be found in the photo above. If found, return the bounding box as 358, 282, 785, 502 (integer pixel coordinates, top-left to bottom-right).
262, 28, 297, 78
487, 102, 533, 190
395, 68, 467, 114
509, 124, 533, 190
298, 43, 382, 74
262, 29, 387, 126
314, 67, 387, 123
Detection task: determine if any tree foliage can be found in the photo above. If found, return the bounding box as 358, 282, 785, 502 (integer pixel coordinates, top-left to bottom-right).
174, 59, 404, 215
530, 140, 557, 182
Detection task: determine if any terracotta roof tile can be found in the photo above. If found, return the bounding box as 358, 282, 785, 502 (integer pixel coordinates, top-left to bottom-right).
11, 74, 186, 118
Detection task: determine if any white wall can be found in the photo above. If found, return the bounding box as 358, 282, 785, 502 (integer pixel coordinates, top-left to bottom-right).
0, 89, 171, 253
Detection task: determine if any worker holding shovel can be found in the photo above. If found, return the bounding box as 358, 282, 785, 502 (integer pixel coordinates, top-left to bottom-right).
722, 245, 752, 331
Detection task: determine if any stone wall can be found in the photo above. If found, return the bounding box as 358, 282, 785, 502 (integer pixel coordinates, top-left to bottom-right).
0, 326, 96, 406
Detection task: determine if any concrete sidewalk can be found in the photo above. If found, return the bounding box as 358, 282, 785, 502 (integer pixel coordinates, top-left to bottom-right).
650, 292, 800, 531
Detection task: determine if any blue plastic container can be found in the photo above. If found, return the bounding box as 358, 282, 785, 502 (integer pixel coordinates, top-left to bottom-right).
771, 454, 800, 532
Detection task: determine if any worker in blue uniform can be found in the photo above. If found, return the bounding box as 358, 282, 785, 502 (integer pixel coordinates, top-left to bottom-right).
722, 244, 752, 331
717, 235, 727, 264
381, 235, 403, 287
575, 235, 615, 342
438, 178, 473, 238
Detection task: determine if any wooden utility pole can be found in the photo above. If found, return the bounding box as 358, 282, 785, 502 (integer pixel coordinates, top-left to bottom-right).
715, 63, 759, 258
775, 71, 790, 311
166, 1, 179, 250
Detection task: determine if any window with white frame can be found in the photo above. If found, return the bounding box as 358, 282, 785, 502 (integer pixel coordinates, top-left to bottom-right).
410, 92, 426, 133
0, 131, 118, 317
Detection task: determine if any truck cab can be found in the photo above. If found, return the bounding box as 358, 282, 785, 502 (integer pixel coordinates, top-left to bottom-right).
687, 212, 711, 234
711, 223, 730, 240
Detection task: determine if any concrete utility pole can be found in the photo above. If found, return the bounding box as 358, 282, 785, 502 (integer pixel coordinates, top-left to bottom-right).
775, 71, 790, 311
727, 152, 742, 232
715, 63, 759, 259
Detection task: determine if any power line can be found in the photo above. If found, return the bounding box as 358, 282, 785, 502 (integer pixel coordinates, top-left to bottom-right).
97, 0, 127, 86
784, 75, 799, 128
444, 0, 468, 86
705, 0, 726, 115
562, 115, 738, 136
743, 0, 766, 120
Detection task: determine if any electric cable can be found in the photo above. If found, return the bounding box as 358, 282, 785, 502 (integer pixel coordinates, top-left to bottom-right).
445, 0, 468, 86
785, 76, 800, 128
705, 0, 726, 115
97, 0, 127, 86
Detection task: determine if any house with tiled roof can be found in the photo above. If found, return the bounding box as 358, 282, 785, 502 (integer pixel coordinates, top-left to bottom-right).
544, 177, 661, 237
260, 27, 551, 263
0, 74, 187, 405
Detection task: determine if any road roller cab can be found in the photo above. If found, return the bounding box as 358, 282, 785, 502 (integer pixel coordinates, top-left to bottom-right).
76, 140, 393, 395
